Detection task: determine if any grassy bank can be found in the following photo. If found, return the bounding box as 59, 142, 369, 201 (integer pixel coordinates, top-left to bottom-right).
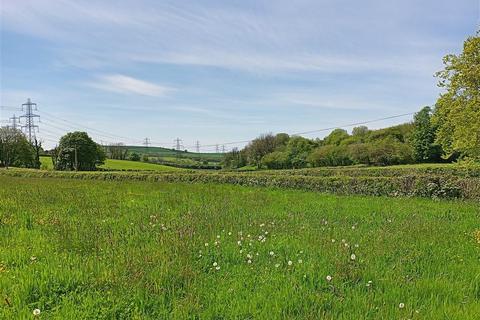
1, 176, 479, 319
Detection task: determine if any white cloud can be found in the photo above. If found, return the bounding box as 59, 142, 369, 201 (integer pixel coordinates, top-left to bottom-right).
88, 74, 173, 97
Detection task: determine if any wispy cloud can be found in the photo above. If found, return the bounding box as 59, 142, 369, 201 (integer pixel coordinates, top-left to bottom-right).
88, 74, 173, 97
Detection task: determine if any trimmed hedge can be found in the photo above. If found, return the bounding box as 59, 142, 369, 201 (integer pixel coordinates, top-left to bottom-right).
1, 168, 479, 200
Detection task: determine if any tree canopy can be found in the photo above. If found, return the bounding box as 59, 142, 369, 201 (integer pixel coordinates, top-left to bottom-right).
53, 131, 106, 171
433, 33, 480, 160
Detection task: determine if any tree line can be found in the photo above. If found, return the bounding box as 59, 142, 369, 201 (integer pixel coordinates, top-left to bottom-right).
224, 33, 479, 169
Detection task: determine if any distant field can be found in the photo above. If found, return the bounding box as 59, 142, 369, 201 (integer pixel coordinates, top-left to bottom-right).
39, 156, 181, 172
1, 176, 479, 319
126, 146, 223, 162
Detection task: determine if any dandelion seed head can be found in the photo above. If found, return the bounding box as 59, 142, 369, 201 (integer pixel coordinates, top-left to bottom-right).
350, 253, 356, 261
269, 251, 274, 256
33, 309, 41, 316
399, 303, 405, 309
288, 260, 293, 266
326, 275, 332, 282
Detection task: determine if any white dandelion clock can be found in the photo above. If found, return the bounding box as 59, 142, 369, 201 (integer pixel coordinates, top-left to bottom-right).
350, 253, 356, 261
326, 275, 332, 282
33, 309, 41, 316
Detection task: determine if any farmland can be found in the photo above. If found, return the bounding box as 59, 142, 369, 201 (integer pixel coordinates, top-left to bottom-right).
1, 175, 479, 319
39, 156, 181, 172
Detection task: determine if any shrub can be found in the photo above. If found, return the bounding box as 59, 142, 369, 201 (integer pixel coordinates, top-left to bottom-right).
308, 145, 353, 167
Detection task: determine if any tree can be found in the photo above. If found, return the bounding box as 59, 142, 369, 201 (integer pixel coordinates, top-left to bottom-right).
261, 151, 289, 169
411, 107, 443, 162
54, 132, 106, 171
323, 129, 350, 146
285, 136, 315, 168
433, 33, 480, 160
246, 133, 277, 168
107, 143, 128, 160
129, 152, 141, 161
0, 127, 36, 168
307, 145, 352, 167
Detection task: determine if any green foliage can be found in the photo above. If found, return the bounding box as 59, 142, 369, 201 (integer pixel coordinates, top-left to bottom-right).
323, 128, 350, 146
261, 151, 289, 169
308, 145, 353, 167
246, 133, 278, 168
54, 132, 106, 171
285, 136, 315, 168
128, 152, 141, 161
0, 127, 37, 168
367, 138, 413, 166
433, 33, 480, 159
411, 107, 443, 162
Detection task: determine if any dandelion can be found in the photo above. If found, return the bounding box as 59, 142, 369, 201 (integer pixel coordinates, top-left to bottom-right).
331, 239, 336, 243
352, 225, 356, 230
204, 243, 209, 247
399, 303, 405, 309
354, 244, 359, 248
288, 260, 293, 266
228, 232, 232, 236
275, 263, 280, 268
366, 280, 372, 287
30, 256, 37, 261
341, 239, 346, 243
215, 266, 221, 270
33, 309, 41, 316
350, 253, 356, 261
264, 231, 269, 235
269, 251, 274, 256
247, 259, 252, 264
326, 275, 332, 282
344, 243, 349, 248
298, 259, 303, 264
237, 240, 242, 245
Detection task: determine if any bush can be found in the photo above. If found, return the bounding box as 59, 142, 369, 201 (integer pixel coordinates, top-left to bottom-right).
129, 153, 141, 161
262, 151, 290, 169
308, 145, 353, 167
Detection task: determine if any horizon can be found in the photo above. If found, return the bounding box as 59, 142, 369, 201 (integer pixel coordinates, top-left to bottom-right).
1, 0, 478, 151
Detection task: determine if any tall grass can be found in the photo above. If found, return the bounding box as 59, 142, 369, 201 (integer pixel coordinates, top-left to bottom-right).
1, 176, 479, 319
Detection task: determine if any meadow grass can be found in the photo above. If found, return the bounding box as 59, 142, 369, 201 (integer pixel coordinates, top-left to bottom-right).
1, 176, 479, 319
39, 156, 181, 172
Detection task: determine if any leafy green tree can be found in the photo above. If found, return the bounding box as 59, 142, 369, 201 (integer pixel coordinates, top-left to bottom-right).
411, 107, 442, 162
246, 133, 277, 168
129, 152, 141, 161
54, 132, 106, 171
285, 136, 315, 168
323, 129, 350, 146
433, 33, 480, 160
261, 151, 289, 169
307, 145, 352, 167
0, 127, 36, 168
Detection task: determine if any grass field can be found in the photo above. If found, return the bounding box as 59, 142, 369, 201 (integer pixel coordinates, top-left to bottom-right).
1, 175, 479, 319
39, 156, 181, 172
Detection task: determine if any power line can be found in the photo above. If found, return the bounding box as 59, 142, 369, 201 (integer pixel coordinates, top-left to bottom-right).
9, 114, 21, 130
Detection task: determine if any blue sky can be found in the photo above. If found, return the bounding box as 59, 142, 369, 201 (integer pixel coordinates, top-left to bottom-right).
1, 0, 478, 150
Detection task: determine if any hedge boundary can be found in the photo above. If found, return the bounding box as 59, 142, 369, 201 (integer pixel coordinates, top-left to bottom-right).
1, 168, 479, 200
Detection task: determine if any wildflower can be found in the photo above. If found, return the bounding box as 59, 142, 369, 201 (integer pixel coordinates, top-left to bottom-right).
344, 243, 349, 248
215, 266, 220, 270
247, 259, 252, 264
275, 263, 280, 268
288, 260, 293, 266
265, 231, 269, 235
366, 280, 372, 287
354, 244, 359, 248
213, 262, 218, 267
331, 239, 336, 243
217, 235, 220, 239
352, 225, 356, 230
341, 239, 346, 243
269, 251, 274, 256
33, 309, 41, 316
399, 303, 405, 309
228, 232, 232, 236
326, 275, 332, 282
350, 253, 356, 261
30, 256, 37, 261
204, 243, 209, 247
298, 259, 303, 264
237, 240, 242, 245
299, 250, 303, 254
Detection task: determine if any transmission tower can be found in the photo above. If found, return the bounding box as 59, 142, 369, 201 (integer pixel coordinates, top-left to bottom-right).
221, 145, 226, 153
9, 114, 20, 130
174, 138, 183, 151
215, 144, 219, 153
195, 140, 200, 153
143, 137, 150, 148
20, 99, 40, 143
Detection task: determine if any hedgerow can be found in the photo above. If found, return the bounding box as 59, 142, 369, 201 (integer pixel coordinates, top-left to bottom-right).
1, 168, 478, 200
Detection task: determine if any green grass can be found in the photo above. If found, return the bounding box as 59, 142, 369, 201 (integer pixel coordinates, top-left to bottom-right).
1, 176, 479, 319
39, 156, 181, 172
99, 159, 182, 171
